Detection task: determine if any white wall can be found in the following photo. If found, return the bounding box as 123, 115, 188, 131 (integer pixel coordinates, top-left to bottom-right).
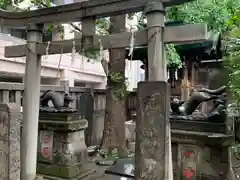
125, 60, 144, 91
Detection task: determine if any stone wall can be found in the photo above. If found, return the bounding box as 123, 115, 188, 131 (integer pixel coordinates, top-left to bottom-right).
0, 81, 106, 145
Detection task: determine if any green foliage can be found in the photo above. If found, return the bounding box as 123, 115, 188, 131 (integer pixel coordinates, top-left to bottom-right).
136, 13, 181, 68
167, 0, 240, 33
96, 18, 110, 35
99, 148, 119, 159
136, 13, 147, 30
98, 148, 134, 159
166, 44, 181, 69
109, 72, 129, 100
232, 143, 240, 160
165, 0, 240, 68
84, 46, 100, 60
224, 14, 240, 102
0, 0, 12, 9
0, 0, 25, 9
166, 0, 240, 104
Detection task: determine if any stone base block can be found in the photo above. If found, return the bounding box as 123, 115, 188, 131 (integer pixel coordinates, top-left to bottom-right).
37, 118, 89, 179
37, 129, 88, 165
174, 144, 232, 179
37, 163, 95, 179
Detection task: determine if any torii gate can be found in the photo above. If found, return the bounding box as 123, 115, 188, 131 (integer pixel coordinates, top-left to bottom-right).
0, 0, 207, 180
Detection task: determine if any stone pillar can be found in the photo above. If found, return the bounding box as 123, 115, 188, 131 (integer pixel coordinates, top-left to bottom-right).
135, 2, 172, 180
2, 91, 9, 103
0, 104, 21, 180
60, 80, 70, 94
21, 24, 43, 180
136, 82, 170, 180
181, 61, 190, 101
36, 110, 93, 179
146, 3, 165, 81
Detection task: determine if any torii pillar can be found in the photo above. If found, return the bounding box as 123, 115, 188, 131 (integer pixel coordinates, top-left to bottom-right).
21, 24, 43, 180
135, 2, 172, 180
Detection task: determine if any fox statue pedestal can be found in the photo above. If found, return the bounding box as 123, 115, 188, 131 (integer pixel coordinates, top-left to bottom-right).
37, 108, 93, 179
36, 91, 94, 179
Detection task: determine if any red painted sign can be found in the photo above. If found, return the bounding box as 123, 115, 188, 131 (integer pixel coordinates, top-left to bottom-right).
183, 168, 195, 180
181, 147, 197, 180
39, 131, 53, 161
43, 134, 51, 143
184, 151, 193, 158
42, 147, 49, 158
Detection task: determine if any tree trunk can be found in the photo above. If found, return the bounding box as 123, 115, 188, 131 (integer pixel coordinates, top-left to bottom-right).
101, 15, 127, 155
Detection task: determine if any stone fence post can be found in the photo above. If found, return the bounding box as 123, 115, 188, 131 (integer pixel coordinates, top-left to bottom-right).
0, 103, 21, 180
60, 80, 70, 94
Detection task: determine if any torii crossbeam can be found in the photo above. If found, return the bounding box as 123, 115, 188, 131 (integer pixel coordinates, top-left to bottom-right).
0, 0, 194, 26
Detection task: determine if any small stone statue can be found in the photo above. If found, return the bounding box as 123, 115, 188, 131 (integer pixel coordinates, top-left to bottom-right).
171, 86, 227, 115
40, 90, 75, 109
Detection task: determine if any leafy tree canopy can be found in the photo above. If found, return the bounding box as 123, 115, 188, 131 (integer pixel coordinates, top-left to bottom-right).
167, 0, 240, 33
166, 0, 240, 67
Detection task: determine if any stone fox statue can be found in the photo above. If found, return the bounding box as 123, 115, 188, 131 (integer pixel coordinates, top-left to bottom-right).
171, 86, 227, 115
40, 90, 74, 109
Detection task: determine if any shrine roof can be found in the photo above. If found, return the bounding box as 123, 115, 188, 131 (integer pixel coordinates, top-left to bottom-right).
175, 31, 222, 61
125, 21, 222, 62
175, 31, 221, 52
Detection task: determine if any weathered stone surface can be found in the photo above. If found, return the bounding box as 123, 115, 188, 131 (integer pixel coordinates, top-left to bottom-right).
171, 130, 233, 146
37, 112, 89, 179
76, 92, 94, 146
135, 81, 170, 180
125, 120, 135, 143
37, 163, 88, 179
170, 118, 226, 134
39, 111, 81, 122
39, 119, 88, 131
175, 144, 232, 180
0, 103, 21, 180
37, 130, 88, 164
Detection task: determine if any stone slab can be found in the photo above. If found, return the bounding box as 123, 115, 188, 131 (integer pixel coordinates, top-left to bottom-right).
37, 163, 93, 179
39, 119, 88, 131
39, 111, 82, 122
171, 130, 234, 146
170, 119, 226, 133
0, 103, 21, 180
105, 158, 135, 178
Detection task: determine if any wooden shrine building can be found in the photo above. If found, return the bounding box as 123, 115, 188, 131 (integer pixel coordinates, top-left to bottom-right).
125, 21, 223, 100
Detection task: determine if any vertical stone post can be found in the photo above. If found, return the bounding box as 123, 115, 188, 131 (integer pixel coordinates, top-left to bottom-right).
21, 24, 43, 180
181, 61, 190, 101
60, 80, 70, 94
0, 103, 21, 180
146, 3, 165, 81
82, 17, 96, 146
135, 2, 172, 180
